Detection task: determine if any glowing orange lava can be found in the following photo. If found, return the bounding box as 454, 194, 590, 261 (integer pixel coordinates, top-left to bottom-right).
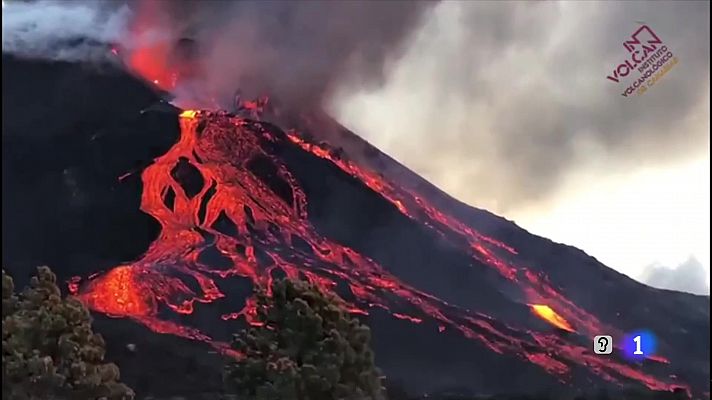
70, 109, 689, 394
529, 304, 575, 332
179, 109, 198, 119
126, 41, 177, 91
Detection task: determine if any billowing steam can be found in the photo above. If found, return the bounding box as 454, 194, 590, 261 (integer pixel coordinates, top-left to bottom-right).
2, 0, 434, 109
1, 0, 130, 61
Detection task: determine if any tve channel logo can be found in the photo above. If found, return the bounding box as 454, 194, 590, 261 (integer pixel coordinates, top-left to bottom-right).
621, 330, 657, 360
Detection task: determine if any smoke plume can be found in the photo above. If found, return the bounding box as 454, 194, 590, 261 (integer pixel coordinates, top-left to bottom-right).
1, 0, 130, 61
332, 1, 710, 214
2, 0, 434, 109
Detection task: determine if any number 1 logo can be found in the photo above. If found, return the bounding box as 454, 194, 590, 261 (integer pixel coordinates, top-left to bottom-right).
633, 335, 644, 355
623, 330, 656, 360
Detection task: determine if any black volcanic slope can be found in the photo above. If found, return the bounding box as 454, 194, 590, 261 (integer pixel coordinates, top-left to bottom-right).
2, 55, 709, 399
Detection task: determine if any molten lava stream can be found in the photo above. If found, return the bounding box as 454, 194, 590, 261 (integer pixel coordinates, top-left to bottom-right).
71, 110, 686, 393
529, 304, 575, 332
286, 124, 689, 392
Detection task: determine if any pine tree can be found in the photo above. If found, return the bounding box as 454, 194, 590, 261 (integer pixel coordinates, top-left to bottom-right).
2, 267, 134, 400
224, 278, 386, 400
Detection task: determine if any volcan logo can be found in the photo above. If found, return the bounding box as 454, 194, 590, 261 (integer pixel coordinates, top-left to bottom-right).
623, 25, 663, 54
606, 24, 678, 97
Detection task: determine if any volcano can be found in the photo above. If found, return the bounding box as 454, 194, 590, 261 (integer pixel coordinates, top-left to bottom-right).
2, 55, 709, 399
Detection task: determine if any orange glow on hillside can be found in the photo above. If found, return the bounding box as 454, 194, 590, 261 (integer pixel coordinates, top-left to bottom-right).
530, 304, 575, 332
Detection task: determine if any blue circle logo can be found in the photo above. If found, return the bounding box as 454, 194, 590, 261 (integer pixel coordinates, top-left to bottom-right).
621, 330, 656, 360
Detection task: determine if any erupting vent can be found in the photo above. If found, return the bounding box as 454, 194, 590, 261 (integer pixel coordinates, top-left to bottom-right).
69, 109, 687, 393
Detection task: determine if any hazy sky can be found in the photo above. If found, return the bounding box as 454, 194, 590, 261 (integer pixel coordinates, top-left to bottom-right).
332, 1, 710, 294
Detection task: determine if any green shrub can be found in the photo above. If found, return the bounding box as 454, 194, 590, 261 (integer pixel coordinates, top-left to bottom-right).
2, 266, 134, 400
224, 278, 386, 400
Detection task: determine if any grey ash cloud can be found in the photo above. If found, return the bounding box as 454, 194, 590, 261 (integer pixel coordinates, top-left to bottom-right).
333, 1, 710, 214
177, 0, 436, 108
3, 0, 436, 110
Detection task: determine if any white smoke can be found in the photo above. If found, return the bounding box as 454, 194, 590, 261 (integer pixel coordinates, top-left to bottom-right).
1, 0, 131, 61
640, 257, 710, 295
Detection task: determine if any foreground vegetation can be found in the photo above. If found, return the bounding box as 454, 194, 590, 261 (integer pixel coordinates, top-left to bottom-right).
2, 267, 134, 400
224, 278, 386, 400
2, 267, 694, 400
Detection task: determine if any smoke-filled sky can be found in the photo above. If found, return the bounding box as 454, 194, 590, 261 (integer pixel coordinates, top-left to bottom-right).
2, 0, 434, 107
332, 1, 710, 295
2, 0, 709, 294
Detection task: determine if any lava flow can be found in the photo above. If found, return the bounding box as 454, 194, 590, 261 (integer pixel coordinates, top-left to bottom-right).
71, 109, 688, 394
529, 304, 574, 332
